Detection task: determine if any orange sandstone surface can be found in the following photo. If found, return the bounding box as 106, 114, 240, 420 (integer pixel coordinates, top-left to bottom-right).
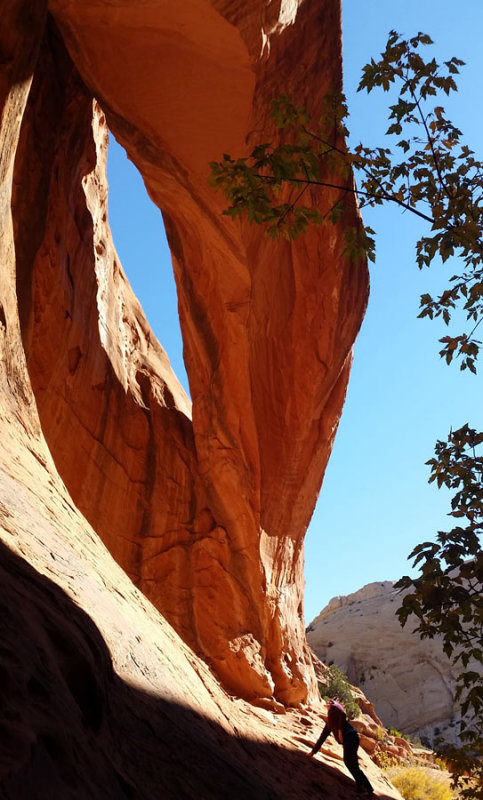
39, 0, 369, 706
0, 1, 401, 797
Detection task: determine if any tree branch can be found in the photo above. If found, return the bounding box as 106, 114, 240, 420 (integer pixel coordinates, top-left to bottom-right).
251, 173, 434, 223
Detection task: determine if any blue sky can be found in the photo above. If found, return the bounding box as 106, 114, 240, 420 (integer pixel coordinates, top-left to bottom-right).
106, 1, 482, 625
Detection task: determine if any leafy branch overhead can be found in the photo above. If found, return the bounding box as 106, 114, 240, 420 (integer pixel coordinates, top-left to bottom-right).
210, 30, 483, 373
397, 424, 483, 799
397, 427, 483, 709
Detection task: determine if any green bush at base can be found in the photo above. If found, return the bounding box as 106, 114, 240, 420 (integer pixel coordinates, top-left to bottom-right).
317, 665, 360, 720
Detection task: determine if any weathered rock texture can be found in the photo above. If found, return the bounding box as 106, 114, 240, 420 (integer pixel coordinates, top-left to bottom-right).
7, 0, 370, 709
307, 581, 477, 746
0, 5, 382, 794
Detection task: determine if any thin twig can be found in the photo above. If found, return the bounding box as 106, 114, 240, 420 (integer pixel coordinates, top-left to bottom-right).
251, 173, 434, 223
276, 166, 312, 228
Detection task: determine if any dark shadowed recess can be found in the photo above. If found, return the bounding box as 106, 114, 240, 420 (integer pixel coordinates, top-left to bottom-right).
0, 539, 396, 800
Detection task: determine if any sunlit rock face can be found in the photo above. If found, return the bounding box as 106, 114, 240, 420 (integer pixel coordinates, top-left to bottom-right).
0, 6, 395, 790
307, 582, 474, 747
7, 0, 369, 709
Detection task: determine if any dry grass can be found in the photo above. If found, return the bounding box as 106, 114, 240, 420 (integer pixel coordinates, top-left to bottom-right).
388, 765, 454, 800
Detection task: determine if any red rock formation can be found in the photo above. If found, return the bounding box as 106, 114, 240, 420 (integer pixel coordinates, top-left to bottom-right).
8, 0, 370, 707
13, 18, 199, 650
0, 7, 406, 796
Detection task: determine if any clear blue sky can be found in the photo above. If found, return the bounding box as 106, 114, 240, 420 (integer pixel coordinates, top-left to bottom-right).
106, 1, 482, 626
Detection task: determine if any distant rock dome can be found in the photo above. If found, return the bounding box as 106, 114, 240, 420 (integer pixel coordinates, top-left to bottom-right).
307, 580, 478, 747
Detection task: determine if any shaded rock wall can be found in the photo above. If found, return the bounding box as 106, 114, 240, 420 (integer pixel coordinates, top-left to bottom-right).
7, 0, 369, 708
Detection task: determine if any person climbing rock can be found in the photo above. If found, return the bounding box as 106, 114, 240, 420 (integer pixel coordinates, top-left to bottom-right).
308, 699, 375, 798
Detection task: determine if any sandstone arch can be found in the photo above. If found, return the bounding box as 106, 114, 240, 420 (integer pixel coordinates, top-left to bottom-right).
6, 0, 368, 706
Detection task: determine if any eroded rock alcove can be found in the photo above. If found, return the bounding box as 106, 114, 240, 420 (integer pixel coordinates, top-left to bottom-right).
10, 0, 370, 707
0, 1, 383, 796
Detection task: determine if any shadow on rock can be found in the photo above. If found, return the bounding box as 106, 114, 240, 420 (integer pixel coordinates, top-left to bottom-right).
0, 542, 395, 799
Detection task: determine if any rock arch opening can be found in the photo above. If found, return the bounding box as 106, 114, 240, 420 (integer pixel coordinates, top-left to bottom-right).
105, 134, 189, 396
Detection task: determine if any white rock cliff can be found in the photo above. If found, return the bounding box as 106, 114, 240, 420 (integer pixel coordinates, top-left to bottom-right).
307, 581, 477, 747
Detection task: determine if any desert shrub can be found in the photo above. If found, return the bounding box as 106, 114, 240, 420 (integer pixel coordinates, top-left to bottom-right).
317, 665, 360, 719
374, 751, 398, 770
435, 756, 450, 772
376, 726, 386, 741
388, 766, 453, 800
